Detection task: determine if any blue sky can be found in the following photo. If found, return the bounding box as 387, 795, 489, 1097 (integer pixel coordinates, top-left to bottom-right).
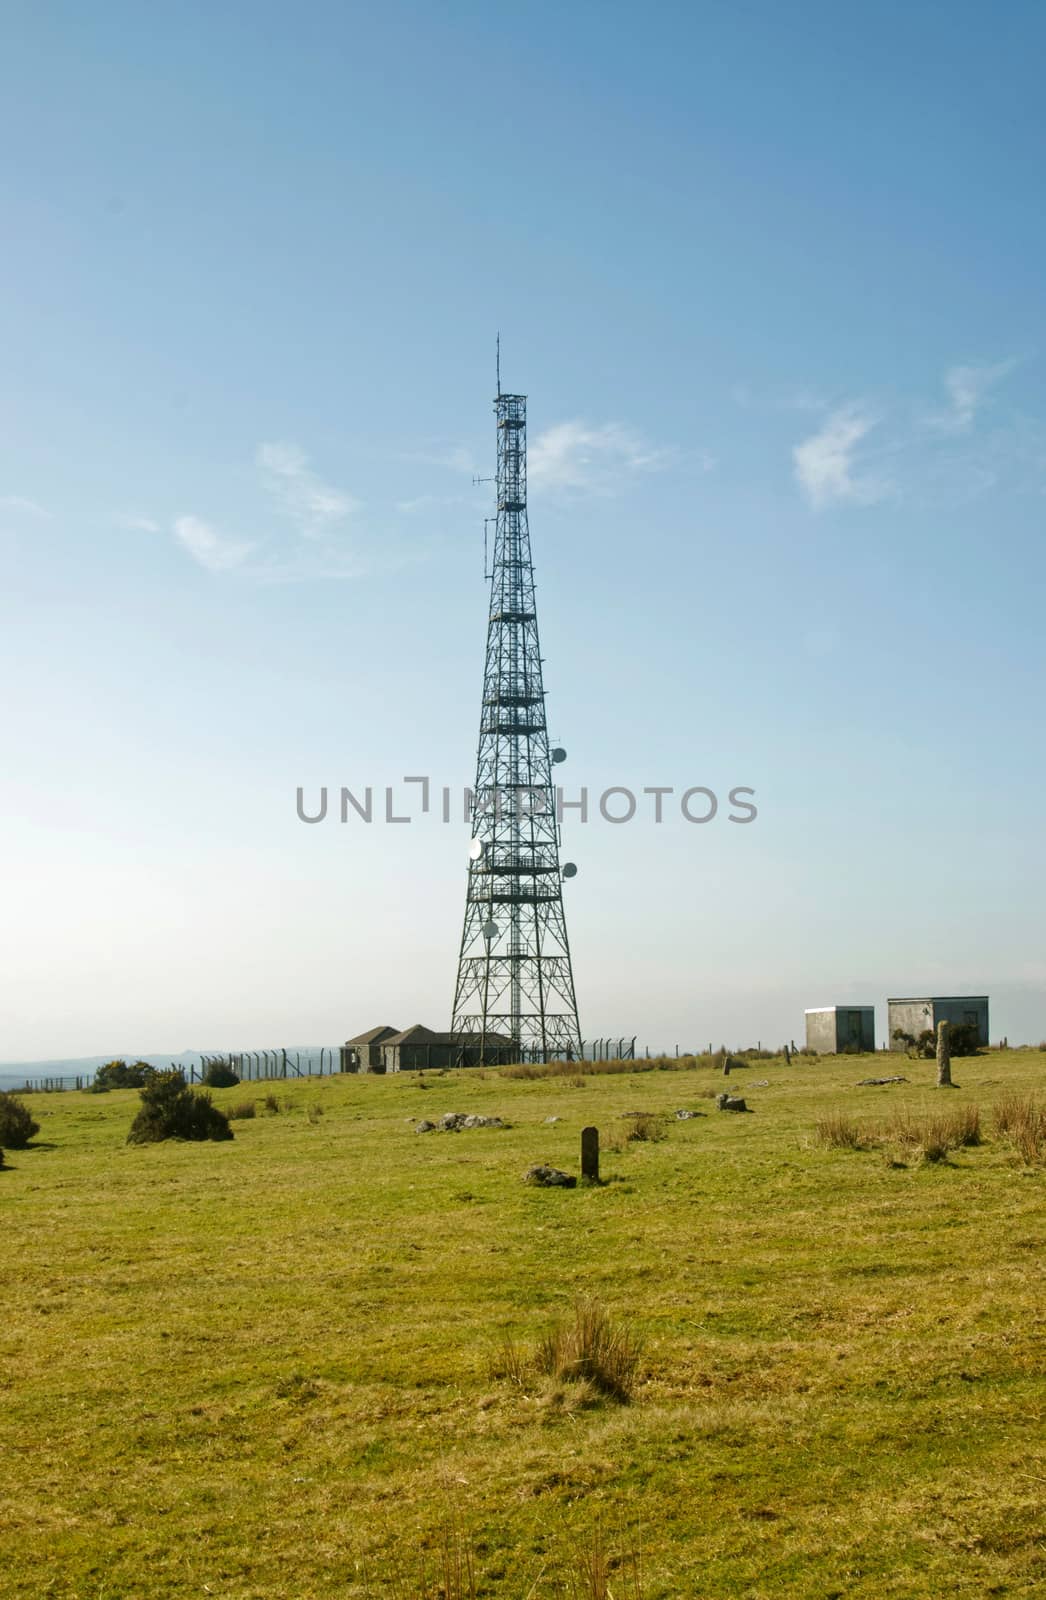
3, 1, 1045, 1060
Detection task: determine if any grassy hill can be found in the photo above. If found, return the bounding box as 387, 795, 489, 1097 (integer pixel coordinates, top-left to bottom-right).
2, 1052, 1044, 1598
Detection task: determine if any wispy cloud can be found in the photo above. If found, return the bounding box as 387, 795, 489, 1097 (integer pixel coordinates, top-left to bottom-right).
394, 493, 466, 515
528, 420, 672, 494
793, 406, 889, 510
173, 516, 253, 573
424, 444, 479, 475
926, 359, 1017, 433
256, 441, 359, 537
1, 495, 50, 518
732, 383, 828, 414
116, 513, 161, 534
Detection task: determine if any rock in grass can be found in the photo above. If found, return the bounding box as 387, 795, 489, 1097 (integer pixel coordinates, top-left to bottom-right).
524, 1164, 577, 1188
436, 1111, 507, 1131
674, 1108, 704, 1120
715, 1093, 749, 1113
414, 1119, 436, 1133
856, 1076, 908, 1086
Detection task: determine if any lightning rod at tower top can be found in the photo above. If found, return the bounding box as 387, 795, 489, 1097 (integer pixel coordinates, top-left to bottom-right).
451, 370, 582, 1061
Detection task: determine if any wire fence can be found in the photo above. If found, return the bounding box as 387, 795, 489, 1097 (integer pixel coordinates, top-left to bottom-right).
11, 1037, 638, 1093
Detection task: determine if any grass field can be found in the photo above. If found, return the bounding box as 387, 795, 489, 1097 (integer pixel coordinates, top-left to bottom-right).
2, 1052, 1044, 1599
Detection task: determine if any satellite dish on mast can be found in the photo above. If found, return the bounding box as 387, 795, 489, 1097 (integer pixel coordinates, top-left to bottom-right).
469, 838, 485, 861
482, 920, 499, 942
551, 747, 567, 764
561, 862, 578, 879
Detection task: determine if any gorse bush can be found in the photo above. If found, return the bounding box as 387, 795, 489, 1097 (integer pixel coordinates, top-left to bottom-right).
92, 1059, 157, 1091
893, 1025, 982, 1060
127, 1070, 233, 1145
201, 1060, 240, 1088
0, 1092, 40, 1149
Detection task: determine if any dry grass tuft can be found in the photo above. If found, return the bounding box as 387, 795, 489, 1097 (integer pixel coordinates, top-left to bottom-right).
814, 1113, 865, 1149
228, 1100, 257, 1120
535, 1302, 642, 1403
878, 1105, 982, 1163
993, 1092, 1046, 1164
375, 1518, 478, 1600
554, 1523, 645, 1600
814, 1105, 982, 1161
622, 1112, 666, 1143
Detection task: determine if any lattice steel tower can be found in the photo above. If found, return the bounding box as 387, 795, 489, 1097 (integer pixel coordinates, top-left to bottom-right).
451, 383, 582, 1060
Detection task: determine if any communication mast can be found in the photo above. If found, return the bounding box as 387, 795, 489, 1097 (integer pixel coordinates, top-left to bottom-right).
451, 382, 582, 1060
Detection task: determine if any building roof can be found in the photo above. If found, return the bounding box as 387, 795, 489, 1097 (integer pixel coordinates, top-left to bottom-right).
344, 1024, 400, 1047
887, 996, 989, 1004
381, 1024, 517, 1049
384, 1024, 443, 1046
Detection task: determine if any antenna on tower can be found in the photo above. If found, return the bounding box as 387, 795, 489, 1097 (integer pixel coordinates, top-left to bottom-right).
496, 332, 501, 397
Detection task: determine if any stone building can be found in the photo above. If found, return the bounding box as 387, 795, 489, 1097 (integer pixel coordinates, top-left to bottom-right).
341, 1023, 519, 1072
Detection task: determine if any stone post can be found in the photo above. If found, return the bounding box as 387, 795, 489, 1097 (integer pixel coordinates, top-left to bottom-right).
936, 1020, 952, 1087
581, 1125, 600, 1183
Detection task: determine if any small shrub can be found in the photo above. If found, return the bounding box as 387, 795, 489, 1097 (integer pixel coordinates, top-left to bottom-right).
127, 1070, 233, 1144
201, 1060, 240, 1088
228, 1101, 257, 1120
0, 1091, 40, 1149
535, 1302, 642, 1402
814, 1113, 864, 1150
948, 1022, 982, 1057
93, 1059, 157, 1090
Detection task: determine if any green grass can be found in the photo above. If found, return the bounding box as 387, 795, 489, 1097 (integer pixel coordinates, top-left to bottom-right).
2, 1052, 1045, 1598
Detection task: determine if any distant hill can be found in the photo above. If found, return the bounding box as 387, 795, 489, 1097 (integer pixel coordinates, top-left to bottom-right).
0, 1046, 337, 1090
0, 1051, 202, 1090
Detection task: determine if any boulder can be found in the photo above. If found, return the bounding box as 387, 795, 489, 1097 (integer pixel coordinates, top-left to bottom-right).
523, 1164, 577, 1188
414, 1119, 436, 1134
715, 1093, 748, 1113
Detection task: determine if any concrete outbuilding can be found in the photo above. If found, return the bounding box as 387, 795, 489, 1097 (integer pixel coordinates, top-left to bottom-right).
887, 996, 989, 1051
804, 1005, 876, 1054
